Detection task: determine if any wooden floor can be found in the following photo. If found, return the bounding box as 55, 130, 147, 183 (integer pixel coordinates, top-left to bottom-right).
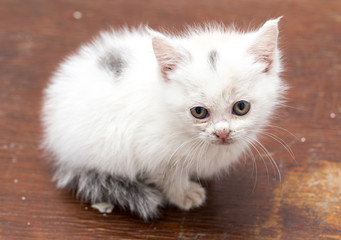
1, 0, 340, 239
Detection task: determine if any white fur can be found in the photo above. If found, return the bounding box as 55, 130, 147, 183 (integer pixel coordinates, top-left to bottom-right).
42, 19, 285, 210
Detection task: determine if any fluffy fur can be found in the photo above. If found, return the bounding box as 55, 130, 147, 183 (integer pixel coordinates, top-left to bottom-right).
41, 18, 286, 220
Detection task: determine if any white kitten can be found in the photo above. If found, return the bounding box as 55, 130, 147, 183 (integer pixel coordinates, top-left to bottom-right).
41, 18, 286, 220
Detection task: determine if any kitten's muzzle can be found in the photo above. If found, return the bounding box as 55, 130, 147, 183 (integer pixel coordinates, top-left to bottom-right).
214, 130, 231, 144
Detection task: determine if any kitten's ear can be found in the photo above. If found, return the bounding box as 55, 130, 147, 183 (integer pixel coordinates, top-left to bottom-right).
151, 34, 185, 81
248, 17, 281, 73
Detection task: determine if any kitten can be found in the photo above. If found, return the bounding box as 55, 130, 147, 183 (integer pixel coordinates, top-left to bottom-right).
41, 18, 286, 220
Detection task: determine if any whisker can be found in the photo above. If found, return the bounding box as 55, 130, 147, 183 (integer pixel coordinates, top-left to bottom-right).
277, 103, 307, 111
195, 140, 208, 183
244, 147, 258, 192
244, 137, 270, 183
166, 130, 191, 139
247, 129, 296, 162
251, 138, 282, 183
178, 137, 202, 185
168, 136, 198, 188
262, 132, 296, 161
167, 135, 198, 167
266, 124, 298, 140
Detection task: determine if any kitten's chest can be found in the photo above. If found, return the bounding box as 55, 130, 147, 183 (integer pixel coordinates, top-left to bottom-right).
181, 144, 241, 178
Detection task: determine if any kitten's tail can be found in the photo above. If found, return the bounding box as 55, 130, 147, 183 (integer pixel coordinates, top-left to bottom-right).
56, 169, 164, 221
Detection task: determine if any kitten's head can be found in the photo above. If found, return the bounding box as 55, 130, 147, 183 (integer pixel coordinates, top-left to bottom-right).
152, 18, 286, 146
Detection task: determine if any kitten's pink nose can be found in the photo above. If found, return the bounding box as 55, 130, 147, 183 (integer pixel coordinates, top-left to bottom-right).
215, 130, 230, 141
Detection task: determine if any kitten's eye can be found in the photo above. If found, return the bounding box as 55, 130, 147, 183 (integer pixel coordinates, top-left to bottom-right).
232, 100, 251, 116
190, 106, 209, 119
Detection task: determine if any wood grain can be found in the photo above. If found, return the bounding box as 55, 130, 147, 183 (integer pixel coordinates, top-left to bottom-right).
0, 0, 340, 239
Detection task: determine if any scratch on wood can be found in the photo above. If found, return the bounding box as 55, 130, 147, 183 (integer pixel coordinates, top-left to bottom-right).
253, 159, 341, 237
177, 213, 186, 239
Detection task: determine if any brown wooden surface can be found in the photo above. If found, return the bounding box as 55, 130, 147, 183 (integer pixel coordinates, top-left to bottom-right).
1, 0, 341, 239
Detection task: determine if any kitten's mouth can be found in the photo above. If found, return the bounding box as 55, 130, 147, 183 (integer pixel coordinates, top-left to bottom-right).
212, 138, 234, 145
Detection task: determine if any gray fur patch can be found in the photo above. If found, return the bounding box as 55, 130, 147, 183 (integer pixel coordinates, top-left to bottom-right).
62, 169, 164, 221
99, 51, 126, 77
208, 50, 218, 70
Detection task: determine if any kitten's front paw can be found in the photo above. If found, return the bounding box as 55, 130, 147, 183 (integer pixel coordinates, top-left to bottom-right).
170, 181, 206, 210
